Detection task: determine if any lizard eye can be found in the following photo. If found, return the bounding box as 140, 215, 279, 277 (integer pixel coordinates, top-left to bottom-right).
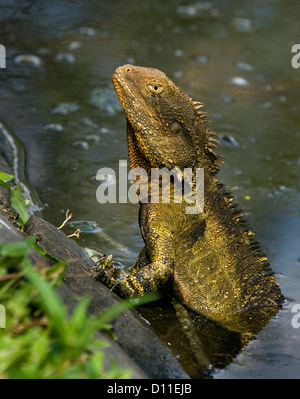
147, 83, 163, 94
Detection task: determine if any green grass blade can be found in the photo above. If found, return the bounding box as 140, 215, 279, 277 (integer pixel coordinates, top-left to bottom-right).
10, 185, 29, 227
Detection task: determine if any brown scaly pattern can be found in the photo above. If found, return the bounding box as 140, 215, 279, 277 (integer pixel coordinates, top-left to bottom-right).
98, 64, 283, 334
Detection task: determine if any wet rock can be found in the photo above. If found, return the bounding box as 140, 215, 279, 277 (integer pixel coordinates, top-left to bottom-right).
278, 95, 287, 103
235, 61, 254, 72
126, 56, 135, 64
76, 27, 96, 36
84, 134, 100, 144
14, 54, 42, 68
174, 49, 184, 57
176, 2, 213, 18
222, 95, 235, 103
67, 41, 82, 51
52, 102, 80, 115
43, 123, 64, 132
100, 127, 111, 134
55, 53, 75, 63
229, 76, 250, 86
89, 87, 122, 115
37, 48, 52, 56
173, 70, 185, 78
261, 102, 272, 109
81, 116, 98, 128
219, 134, 239, 146
195, 55, 209, 63
68, 220, 102, 233
71, 140, 89, 150
11, 79, 27, 92
232, 17, 255, 33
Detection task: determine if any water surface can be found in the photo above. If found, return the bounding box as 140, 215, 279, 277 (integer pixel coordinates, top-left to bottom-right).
1, 0, 300, 378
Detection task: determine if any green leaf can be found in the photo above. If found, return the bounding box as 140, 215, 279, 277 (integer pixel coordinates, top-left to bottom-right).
0, 236, 36, 259
10, 185, 29, 227
23, 259, 67, 335
44, 261, 65, 285
0, 172, 14, 183
0, 179, 10, 190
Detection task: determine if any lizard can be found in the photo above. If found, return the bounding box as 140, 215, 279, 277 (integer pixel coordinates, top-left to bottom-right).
97, 64, 283, 334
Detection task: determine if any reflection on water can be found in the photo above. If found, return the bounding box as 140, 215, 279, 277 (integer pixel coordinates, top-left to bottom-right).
0, 0, 300, 378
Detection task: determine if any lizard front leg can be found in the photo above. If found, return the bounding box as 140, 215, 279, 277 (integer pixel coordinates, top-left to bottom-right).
96, 229, 174, 298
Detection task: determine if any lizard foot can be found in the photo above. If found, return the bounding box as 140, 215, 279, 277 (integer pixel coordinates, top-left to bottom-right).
93, 254, 135, 297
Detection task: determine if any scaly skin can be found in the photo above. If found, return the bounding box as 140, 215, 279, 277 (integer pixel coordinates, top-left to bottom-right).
97, 64, 283, 333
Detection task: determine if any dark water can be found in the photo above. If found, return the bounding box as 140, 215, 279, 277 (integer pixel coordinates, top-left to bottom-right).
0, 0, 300, 378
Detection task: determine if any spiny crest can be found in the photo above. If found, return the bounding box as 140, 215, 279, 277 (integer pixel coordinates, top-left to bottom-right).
216, 180, 271, 270
206, 128, 223, 163
190, 98, 223, 170
192, 99, 208, 119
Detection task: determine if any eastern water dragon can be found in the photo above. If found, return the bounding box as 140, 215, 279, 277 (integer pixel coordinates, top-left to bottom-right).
97, 64, 283, 336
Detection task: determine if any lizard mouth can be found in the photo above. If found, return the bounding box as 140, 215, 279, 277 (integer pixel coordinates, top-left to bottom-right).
112, 68, 155, 123
112, 71, 127, 110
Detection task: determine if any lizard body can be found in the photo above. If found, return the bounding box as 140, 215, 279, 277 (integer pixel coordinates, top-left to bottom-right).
98, 64, 282, 334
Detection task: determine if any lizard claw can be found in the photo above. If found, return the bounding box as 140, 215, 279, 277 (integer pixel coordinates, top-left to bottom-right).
93, 253, 127, 289
110, 281, 136, 297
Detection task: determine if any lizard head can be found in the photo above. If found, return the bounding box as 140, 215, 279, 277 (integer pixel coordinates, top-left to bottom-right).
112, 64, 212, 170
